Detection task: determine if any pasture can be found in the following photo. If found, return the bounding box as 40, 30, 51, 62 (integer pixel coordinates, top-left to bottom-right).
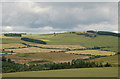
2, 67, 118, 77
66, 50, 116, 56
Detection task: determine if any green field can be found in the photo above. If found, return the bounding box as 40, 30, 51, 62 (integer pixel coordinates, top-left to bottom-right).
2, 67, 118, 77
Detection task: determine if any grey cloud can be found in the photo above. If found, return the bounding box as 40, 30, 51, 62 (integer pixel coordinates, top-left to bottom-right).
2, 2, 118, 33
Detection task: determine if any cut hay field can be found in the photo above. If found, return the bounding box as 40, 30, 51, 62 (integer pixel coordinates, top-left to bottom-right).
2, 67, 118, 77
37, 45, 85, 49
5, 52, 90, 64
5, 47, 65, 53
66, 50, 116, 56
23, 42, 86, 49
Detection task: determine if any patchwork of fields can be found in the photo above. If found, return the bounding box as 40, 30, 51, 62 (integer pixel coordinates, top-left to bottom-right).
23, 33, 118, 52
1, 33, 118, 65
1, 33, 119, 77
5, 52, 90, 64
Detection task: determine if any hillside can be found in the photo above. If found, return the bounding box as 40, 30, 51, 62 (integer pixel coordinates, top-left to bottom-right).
23, 33, 119, 52
1, 32, 119, 76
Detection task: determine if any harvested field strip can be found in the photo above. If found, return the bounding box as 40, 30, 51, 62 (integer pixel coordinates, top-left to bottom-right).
66, 50, 116, 56
5, 47, 65, 53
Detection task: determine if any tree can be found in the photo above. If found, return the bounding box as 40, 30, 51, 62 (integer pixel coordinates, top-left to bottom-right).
104, 62, 112, 67
2, 56, 6, 62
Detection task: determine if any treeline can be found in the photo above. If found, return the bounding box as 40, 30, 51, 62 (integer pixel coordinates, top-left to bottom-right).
4, 33, 22, 37
21, 37, 47, 44
87, 30, 120, 37
2, 57, 111, 73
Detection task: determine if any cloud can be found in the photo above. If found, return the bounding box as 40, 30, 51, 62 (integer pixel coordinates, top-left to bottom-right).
73, 23, 118, 32
3, 26, 14, 31
2, 2, 118, 33
2, 25, 62, 34
39, 26, 54, 31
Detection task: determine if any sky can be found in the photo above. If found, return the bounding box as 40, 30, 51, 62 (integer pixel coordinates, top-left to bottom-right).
1, 2, 118, 34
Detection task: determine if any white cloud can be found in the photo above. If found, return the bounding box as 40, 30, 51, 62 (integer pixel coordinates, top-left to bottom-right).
39, 26, 54, 31
3, 26, 14, 31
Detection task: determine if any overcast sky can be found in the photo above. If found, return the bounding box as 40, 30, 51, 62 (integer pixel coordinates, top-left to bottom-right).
1, 2, 118, 33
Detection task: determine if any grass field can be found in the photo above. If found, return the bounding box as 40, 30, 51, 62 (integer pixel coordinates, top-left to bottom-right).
2, 67, 118, 77
66, 50, 116, 56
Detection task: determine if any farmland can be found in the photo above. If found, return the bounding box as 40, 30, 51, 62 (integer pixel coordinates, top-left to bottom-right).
23, 33, 118, 52
5, 52, 90, 64
1, 33, 118, 65
2, 67, 118, 77
1, 32, 119, 77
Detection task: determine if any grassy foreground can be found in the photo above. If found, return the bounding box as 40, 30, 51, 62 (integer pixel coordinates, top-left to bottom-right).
2, 67, 118, 77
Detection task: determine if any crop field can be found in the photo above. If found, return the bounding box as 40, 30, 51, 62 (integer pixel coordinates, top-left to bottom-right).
2, 67, 118, 77
5, 52, 90, 64
5, 47, 65, 53
66, 50, 116, 56
2, 43, 27, 49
